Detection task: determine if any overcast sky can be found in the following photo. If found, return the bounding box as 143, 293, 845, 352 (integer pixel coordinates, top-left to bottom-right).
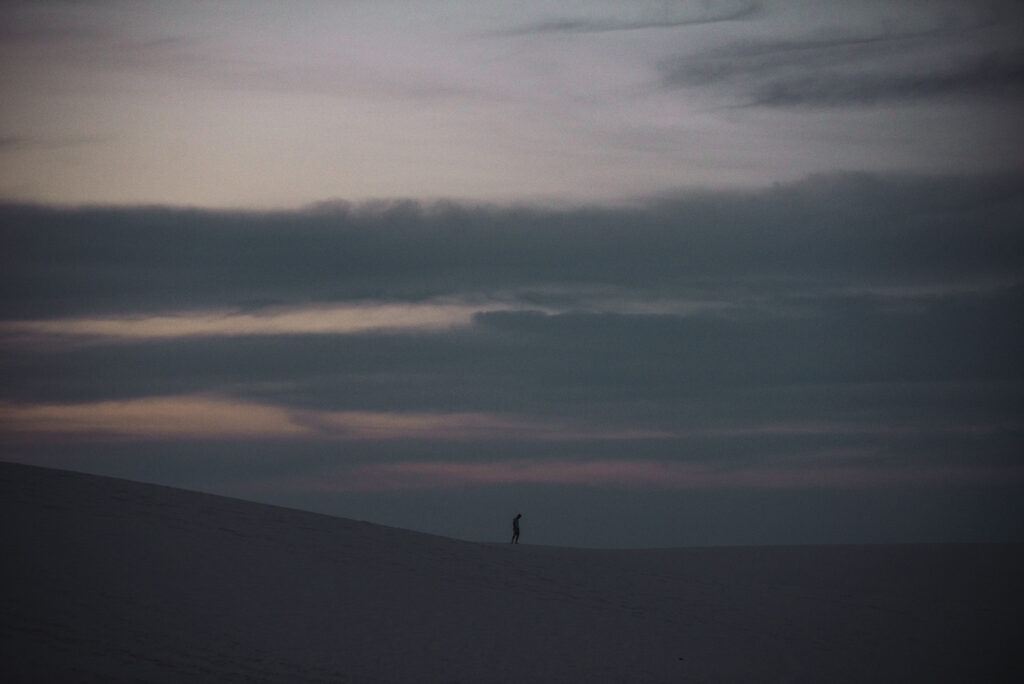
2, 1, 1023, 546
3, 0, 1022, 206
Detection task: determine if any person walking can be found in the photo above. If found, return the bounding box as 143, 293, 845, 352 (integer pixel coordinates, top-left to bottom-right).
511, 513, 522, 544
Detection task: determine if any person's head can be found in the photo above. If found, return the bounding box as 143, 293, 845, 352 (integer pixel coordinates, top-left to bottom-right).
515, 513, 522, 519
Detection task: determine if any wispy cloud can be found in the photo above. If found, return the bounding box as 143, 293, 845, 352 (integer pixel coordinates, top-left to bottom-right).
244, 457, 1024, 493
0, 396, 307, 441
498, 0, 759, 36
0, 301, 519, 344
660, 3, 1024, 107
750, 48, 1024, 107
0, 395, 668, 443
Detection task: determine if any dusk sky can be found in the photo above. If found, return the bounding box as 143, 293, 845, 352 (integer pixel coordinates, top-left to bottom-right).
2, 0, 1023, 547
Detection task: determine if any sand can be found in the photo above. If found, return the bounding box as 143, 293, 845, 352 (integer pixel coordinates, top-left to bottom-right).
2, 461, 1020, 682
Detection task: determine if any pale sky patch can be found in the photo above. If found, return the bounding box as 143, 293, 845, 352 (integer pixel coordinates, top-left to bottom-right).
0, 294, 748, 346
0, 301, 520, 343
2, 0, 1019, 206
2, 392, 1009, 444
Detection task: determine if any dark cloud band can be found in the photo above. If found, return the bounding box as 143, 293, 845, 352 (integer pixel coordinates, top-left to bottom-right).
3, 172, 1022, 318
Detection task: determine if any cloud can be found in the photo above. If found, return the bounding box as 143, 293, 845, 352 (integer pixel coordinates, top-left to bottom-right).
0, 395, 307, 441
2, 3, 1022, 543
2, 173, 1022, 436
12, 387, 1012, 447
239, 457, 1024, 493
0, 395, 667, 443
659, 2, 1024, 107
750, 49, 1024, 107
3, 283, 1021, 420
0, 301, 515, 343
0, 1, 475, 103
3, 172, 1022, 319
498, 1, 759, 36
1, 172, 1021, 505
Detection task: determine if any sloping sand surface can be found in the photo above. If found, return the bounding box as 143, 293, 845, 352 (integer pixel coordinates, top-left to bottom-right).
2, 462, 1020, 682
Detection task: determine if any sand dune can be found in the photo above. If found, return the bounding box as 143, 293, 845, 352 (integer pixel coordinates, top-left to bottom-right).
2, 461, 1020, 682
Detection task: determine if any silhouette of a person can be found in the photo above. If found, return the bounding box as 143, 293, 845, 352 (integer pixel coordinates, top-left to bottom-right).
511, 513, 522, 544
